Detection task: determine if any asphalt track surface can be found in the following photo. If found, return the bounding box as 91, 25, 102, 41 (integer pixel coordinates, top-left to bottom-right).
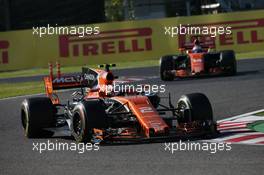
0, 58, 264, 175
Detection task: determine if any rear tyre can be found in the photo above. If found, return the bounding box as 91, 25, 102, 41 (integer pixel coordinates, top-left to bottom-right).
177, 93, 217, 133
21, 97, 55, 138
220, 50, 237, 75
204, 52, 220, 71
72, 99, 108, 143
159, 56, 174, 81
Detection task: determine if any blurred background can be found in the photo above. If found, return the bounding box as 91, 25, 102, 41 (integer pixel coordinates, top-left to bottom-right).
0, 0, 264, 99
1, 0, 264, 31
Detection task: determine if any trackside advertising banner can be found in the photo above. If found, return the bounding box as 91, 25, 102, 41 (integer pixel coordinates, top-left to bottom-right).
0, 10, 264, 71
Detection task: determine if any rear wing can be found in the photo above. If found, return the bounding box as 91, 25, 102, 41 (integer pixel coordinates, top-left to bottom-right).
179, 35, 216, 51
44, 62, 116, 104
44, 62, 82, 90
44, 62, 83, 104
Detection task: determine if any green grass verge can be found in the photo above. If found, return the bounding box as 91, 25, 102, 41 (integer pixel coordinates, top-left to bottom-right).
0, 51, 264, 99
255, 111, 264, 116
236, 51, 264, 60
0, 81, 44, 99
1, 50, 264, 79
247, 121, 264, 133
0, 60, 158, 79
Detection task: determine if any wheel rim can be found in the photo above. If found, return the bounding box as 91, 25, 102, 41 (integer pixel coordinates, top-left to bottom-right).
177, 101, 191, 122
73, 112, 82, 136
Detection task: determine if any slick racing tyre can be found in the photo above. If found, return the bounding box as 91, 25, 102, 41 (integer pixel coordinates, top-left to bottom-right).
220, 50, 237, 75
177, 93, 213, 121
204, 52, 220, 70
160, 56, 174, 81
72, 99, 108, 143
21, 97, 55, 138
177, 93, 217, 133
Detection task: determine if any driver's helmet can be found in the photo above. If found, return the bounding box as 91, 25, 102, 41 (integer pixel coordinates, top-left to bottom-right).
192, 39, 203, 53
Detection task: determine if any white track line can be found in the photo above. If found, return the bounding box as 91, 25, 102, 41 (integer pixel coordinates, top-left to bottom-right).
0, 88, 78, 101
0, 93, 45, 101
214, 133, 259, 141
239, 137, 264, 144
219, 128, 251, 133
218, 109, 264, 122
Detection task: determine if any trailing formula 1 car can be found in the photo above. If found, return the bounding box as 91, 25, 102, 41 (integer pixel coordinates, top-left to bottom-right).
21, 63, 217, 143
159, 39, 237, 81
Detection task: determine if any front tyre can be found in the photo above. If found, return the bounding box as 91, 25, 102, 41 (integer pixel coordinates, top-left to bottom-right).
71, 106, 93, 143
71, 99, 108, 143
177, 93, 217, 133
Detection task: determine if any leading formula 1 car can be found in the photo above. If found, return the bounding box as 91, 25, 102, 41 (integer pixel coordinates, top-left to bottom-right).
159, 40, 237, 81
21, 63, 217, 143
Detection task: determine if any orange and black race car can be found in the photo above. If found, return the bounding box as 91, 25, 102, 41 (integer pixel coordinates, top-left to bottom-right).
159, 38, 237, 81
21, 63, 217, 143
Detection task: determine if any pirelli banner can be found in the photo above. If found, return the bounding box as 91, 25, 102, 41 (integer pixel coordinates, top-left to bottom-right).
1, 9, 264, 71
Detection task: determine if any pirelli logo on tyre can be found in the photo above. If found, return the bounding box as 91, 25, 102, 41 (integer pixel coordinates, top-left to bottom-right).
59, 28, 153, 58
179, 18, 264, 49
